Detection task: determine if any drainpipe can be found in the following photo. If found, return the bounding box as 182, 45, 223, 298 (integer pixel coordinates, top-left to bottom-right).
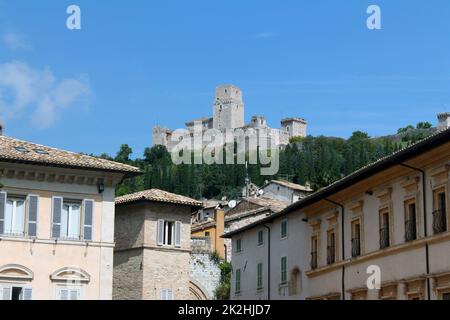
398, 162, 431, 300
263, 224, 271, 300
325, 199, 345, 300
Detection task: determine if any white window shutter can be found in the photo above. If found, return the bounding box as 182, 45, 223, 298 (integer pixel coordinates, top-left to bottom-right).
52, 197, 63, 238
175, 221, 181, 248
70, 289, 79, 300
2, 287, 11, 300
167, 289, 173, 300
59, 288, 68, 300
83, 199, 94, 241
27, 195, 39, 237
157, 219, 164, 246
0, 191, 6, 235
23, 288, 32, 300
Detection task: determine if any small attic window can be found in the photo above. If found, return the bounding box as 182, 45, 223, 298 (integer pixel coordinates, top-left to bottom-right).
14, 146, 29, 153
33, 149, 49, 155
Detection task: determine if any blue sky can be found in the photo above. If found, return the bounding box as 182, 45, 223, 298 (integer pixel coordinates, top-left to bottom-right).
1, 0, 450, 158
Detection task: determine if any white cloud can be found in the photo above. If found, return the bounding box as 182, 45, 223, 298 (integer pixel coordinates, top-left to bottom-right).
2, 32, 31, 50
0, 60, 90, 128
255, 32, 276, 39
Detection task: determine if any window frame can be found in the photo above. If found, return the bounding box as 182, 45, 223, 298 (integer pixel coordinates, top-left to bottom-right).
235, 238, 242, 253
3, 196, 26, 237
404, 198, 418, 242
280, 256, 288, 285
257, 230, 264, 246
281, 219, 288, 239
235, 269, 241, 295
257, 263, 263, 290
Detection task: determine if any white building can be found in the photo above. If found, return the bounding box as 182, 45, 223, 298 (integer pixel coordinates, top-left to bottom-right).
224, 127, 450, 300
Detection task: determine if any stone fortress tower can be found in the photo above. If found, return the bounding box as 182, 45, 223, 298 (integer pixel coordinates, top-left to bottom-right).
213, 85, 245, 130
152, 84, 308, 150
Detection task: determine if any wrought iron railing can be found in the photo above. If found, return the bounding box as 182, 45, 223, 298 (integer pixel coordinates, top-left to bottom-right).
433, 209, 447, 234
311, 251, 318, 269
405, 219, 417, 242
379, 226, 390, 249
351, 237, 361, 257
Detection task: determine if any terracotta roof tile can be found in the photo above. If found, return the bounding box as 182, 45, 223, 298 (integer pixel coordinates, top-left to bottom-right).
0, 135, 141, 176
115, 189, 203, 207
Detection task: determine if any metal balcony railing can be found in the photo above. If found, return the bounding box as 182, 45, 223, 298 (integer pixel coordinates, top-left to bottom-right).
327, 246, 335, 265
433, 209, 447, 234
405, 219, 417, 242
351, 237, 361, 257
379, 226, 390, 249
311, 251, 318, 270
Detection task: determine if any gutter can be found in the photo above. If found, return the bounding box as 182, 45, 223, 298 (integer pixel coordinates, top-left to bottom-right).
325, 199, 345, 301
397, 162, 431, 300
263, 224, 271, 300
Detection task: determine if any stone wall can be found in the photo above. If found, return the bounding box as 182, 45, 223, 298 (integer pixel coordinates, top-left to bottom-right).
113, 249, 144, 300
189, 240, 221, 300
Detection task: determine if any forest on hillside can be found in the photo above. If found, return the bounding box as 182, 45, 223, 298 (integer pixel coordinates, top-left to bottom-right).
98, 122, 435, 200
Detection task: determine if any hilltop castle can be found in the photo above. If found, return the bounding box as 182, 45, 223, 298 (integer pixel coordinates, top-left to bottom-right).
152, 84, 307, 151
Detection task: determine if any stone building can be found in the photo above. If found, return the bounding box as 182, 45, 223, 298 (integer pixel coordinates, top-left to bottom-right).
113, 189, 202, 300
0, 134, 140, 300
152, 84, 307, 151
224, 127, 450, 300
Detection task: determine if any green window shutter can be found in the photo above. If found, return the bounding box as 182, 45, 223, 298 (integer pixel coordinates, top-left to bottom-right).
281, 256, 287, 284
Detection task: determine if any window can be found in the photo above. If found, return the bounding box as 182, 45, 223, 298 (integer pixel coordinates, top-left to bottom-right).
379, 209, 390, 249
235, 238, 242, 253
161, 289, 173, 300
281, 256, 287, 285
257, 263, 263, 290
405, 200, 417, 242
4, 197, 25, 236
1, 285, 32, 300
257, 230, 264, 246
433, 188, 447, 234
327, 230, 336, 265
57, 287, 81, 300
351, 220, 361, 257
442, 292, 450, 300
157, 219, 181, 247
205, 231, 210, 237
281, 219, 288, 239
311, 236, 318, 269
52, 197, 93, 241
0, 193, 38, 238
61, 202, 81, 240
235, 269, 241, 294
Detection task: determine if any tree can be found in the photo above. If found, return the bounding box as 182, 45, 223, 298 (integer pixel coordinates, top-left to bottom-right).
416, 122, 432, 129
115, 144, 133, 163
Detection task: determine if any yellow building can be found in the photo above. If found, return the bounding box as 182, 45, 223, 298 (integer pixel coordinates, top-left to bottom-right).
191, 204, 225, 259
0, 135, 140, 300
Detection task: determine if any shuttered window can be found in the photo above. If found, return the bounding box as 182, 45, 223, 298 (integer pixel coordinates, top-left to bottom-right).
257, 263, 263, 289
0, 192, 6, 235
0, 286, 32, 300
27, 195, 39, 237
58, 287, 80, 300
235, 269, 241, 294
157, 220, 181, 247
52, 197, 63, 238
160, 289, 173, 300
83, 200, 94, 241
281, 256, 288, 284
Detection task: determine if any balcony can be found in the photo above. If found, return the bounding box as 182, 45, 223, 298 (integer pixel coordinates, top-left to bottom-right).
405, 219, 417, 242
433, 209, 447, 234
310, 251, 318, 270
327, 246, 335, 265
379, 227, 390, 249
351, 237, 361, 257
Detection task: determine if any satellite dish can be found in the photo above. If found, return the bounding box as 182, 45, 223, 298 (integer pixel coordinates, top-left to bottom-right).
228, 200, 237, 209
258, 189, 264, 196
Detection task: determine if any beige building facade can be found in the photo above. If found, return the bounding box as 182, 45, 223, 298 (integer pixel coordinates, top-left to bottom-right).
113, 189, 203, 300
0, 135, 140, 300
225, 128, 450, 300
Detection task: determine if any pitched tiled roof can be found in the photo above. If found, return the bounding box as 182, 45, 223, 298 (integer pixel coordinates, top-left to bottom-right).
222, 127, 450, 238
0, 135, 141, 176
263, 180, 313, 192
247, 197, 290, 213
115, 189, 203, 207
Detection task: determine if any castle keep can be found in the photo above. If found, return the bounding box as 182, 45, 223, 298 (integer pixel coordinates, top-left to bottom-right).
152, 85, 307, 150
